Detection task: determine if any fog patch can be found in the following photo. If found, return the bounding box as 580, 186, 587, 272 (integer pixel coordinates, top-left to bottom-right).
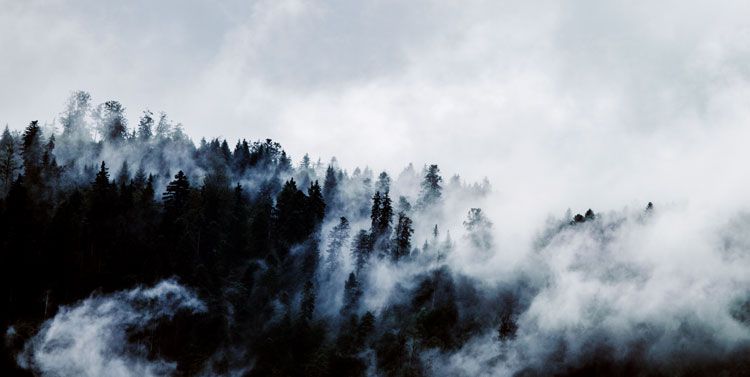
18, 280, 206, 377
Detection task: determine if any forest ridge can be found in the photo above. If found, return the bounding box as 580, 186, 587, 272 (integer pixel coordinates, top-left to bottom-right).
1, 92, 749, 377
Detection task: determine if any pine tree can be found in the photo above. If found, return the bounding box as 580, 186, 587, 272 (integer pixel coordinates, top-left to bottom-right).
307, 180, 325, 226
96, 100, 128, 142
40, 135, 60, 188
133, 165, 147, 189
323, 164, 338, 208
342, 272, 362, 315
378, 191, 393, 237
463, 208, 493, 250
0, 127, 18, 195
418, 164, 443, 208
325, 217, 351, 274
370, 192, 382, 233
438, 231, 453, 261
21, 121, 43, 185
88, 161, 118, 277
584, 208, 596, 221
137, 110, 154, 141
352, 230, 373, 273
278, 150, 292, 172
163, 170, 191, 215
220, 140, 232, 163
116, 160, 131, 186
275, 178, 309, 245
155, 112, 171, 139
393, 213, 414, 260
232, 139, 252, 173
376, 171, 390, 194
92, 161, 112, 193
397, 196, 411, 214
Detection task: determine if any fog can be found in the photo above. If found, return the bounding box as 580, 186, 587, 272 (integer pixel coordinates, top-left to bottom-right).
2, 1, 750, 376
16, 280, 206, 377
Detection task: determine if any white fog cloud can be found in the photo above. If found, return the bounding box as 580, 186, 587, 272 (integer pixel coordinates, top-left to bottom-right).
18, 280, 206, 377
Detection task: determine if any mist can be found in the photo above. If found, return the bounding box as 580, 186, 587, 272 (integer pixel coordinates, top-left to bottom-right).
16, 280, 206, 377
2, 1, 750, 376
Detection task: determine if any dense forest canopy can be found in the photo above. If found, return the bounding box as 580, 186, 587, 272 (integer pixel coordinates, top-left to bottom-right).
1, 92, 749, 377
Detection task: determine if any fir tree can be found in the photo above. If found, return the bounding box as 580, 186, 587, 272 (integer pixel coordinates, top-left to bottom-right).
163, 170, 191, 215
463, 208, 493, 250
96, 100, 128, 142
137, 110, 154, 141
418, 164, 443, 208
325, 217, 351, 274
323, 164, 338, 208
342, 272, 362, 315
0, 127, 18, 195
307, 180, 325, 226
370, 191, 382, 232
21, 121, 43, 185
116, 160, 131, 186
376, 171, 390, 194
352, 230, 373, 273
393, 213, 414, 260
378, 191, 393, 237
275, 178, 309, 246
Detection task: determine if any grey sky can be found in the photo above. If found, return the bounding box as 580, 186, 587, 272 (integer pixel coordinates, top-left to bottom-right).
2, 0, 750, 216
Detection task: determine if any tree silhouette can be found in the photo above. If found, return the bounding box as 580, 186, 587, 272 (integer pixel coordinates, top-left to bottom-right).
393, 212, 414, 260
418, 164, 442, 208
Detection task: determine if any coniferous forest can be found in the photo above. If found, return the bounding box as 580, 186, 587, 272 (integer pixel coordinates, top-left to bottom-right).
1, 92, 750, 377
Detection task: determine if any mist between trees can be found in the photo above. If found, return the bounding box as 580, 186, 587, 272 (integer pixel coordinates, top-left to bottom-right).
1, 91, 749, 376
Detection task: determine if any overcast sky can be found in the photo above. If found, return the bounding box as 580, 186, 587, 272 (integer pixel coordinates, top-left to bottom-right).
3, 0, 750, 217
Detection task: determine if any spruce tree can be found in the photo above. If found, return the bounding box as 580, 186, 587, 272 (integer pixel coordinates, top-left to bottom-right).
137, 110, 154, 141
21, 121, 43, 186
163, 170, 191, 216
376, 171, 390, 194
463, 208, 493, 250
370, 191, 382, 233
342, 272, 362, 315
323, 164, 338, 208
418, 164, 443, 208
325, 217, 351, 274
96, 101, 128, 143
307, 180, 325, 226
352, 230, 373, 273
378, 191, 393, 237
393, 213, 414, 260
116, 161, 131, 186
0, 127, 18, 195
275, 178, 309, 245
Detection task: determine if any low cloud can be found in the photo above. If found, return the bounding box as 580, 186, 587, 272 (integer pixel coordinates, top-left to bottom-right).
18, 280, 206, 377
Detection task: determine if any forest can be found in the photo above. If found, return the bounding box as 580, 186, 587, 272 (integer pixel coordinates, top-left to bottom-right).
1, 92, 749, 377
